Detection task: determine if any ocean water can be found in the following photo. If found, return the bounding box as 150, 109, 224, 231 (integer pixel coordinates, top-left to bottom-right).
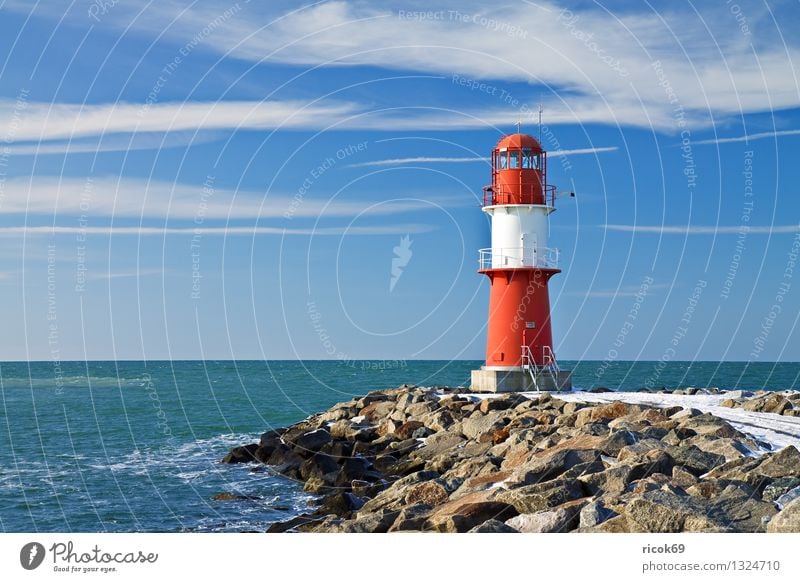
0, 359, 798, 532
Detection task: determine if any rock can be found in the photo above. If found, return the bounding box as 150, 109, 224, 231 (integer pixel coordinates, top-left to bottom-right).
299, 452, 339, 481
266, 514, 326, 533
318, 492, 365, 516
755, 446, 800, 479
427, 500, 519, 533
576, 514, 630, 532
678, 414, 740, 439
575, 402, 631, 427
671, 408, 701, 420
495, 479, 587, 513
479, 396, 521, 413
775, 486, 800, 508
726, 390, 752, 400
293, 429, 332, 453
411, 431, 465, 461
360, 400, 395, 421
712, 495, 776, 532
685, 436, 752, 462
671, 465, 698, 488
579, 500, 618, 528
510, 448, 602, 486
406, 481, 450, 506
461, 411, 507, 440
395, 420, 425, 440
505, 500, 585, 533
743, 394, 792, 414
579, 465, 633, 496
762, 478, 800, 502
669, 444, 726, 476
221, 444, 259, 464
720, 399, 737, 408
625, 490, 719, 532
334, 456, 375, 486
767, 498, 800, 532
617, 440, 667, 462
468, 519, 518, 533
388, 504, 434, 531
324, 510, 401, 533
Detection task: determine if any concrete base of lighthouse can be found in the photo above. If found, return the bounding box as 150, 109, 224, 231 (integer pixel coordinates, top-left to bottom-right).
470, 367, 572, 393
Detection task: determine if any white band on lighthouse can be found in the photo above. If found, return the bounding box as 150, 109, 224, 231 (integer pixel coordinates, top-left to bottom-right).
481, 203, 557, 270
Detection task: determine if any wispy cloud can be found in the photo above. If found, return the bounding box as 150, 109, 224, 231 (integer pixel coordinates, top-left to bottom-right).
3, 2, 798, 135
0, 176, 447, 220
348, 146, 617, 167
90, 268, 166, 280
692, 129, 800, 146
0, 99, 361, 142
0, 224, 436, 237
3, 132, 223, 156
603, 224, 800, 234
570, 283, 669, 298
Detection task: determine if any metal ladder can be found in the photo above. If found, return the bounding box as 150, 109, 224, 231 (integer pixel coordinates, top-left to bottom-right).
542, 346, 561, 389
520, 345, 540, 392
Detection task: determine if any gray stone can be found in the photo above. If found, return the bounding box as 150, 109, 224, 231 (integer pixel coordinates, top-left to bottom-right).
495, 479, 587, 513
467, 519, 518, 533
505, 502, 585, 533
461, 411, 507, 440
669, 444, 726, 476
579, 500, 619, 528
761, 478, 800, 502
294, 428, 332, 453
579, 465, 634, 496
767, 497, 800, 532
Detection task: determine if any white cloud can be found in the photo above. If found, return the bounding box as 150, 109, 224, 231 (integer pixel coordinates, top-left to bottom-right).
0, 224, 436, 236
348, 146, 617, 167
3, 2, 798, 135
0, 99, 361, 142
692, 129, 800, 145
3, 132, 222, 156
603, 224, 800, 234
0, 176, 445, 220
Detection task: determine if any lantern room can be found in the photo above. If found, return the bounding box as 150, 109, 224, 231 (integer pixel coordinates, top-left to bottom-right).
484, 133, 556, 207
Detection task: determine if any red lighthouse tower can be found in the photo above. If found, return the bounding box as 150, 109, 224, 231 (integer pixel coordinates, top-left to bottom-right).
470, 132, 572, 392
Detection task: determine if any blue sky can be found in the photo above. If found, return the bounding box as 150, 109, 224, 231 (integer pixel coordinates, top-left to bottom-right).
0, 0, 799, 362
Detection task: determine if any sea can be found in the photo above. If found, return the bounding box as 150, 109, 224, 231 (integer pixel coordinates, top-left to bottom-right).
1, 359, 798, 532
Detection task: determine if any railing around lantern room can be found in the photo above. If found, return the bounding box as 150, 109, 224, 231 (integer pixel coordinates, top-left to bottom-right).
478, 246, 560, 270
483, 183, 557, 207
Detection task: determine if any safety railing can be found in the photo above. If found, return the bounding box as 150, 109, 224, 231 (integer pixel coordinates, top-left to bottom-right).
483, 184, 556, 207
478, 246, 559, 270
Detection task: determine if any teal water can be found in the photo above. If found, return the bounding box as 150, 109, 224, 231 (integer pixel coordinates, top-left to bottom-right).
0, 359, 798, 532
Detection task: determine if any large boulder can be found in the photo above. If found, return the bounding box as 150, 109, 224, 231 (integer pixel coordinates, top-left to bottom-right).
427, 501, 518, 532
579, 465, 634, 496
293, 428, 332, 453
221, 444, 258, 464
669, 444, 726, 476
468, 519, 518, 533
495, 479, 587, 513
624, 490, 721, 532
505, 499, 586, 533
461, 411, 508, 440
510, 449, 602, 486
767, 498, 800, 532
579, 499, 619, 528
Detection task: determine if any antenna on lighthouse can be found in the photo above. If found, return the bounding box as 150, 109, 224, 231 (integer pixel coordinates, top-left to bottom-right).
538, 102, 543, 144
515, 119, 521, 134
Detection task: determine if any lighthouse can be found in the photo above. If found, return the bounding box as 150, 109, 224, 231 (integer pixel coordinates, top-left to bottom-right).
470, 132, 572, 392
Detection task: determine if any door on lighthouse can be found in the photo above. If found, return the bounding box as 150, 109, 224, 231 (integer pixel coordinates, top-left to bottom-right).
522, 233, 537, 267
